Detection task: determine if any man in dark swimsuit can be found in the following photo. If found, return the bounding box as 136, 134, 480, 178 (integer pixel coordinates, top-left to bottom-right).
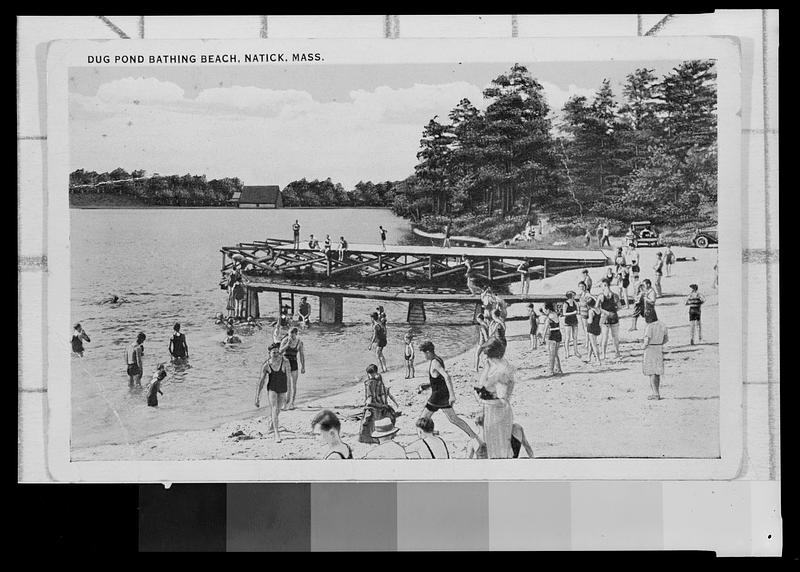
292, 220, 301, 249
379, 226, 387, 250
418, 341, 480, 443
168, 322, 189, 361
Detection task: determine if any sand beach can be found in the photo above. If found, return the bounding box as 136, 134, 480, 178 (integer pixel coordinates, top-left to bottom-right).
73, 245, 720, 462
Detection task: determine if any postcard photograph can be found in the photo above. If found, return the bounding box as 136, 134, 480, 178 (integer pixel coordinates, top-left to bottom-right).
44, 37, 742, 481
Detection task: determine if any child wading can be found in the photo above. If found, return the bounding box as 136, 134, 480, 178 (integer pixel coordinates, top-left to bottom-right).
146, 365, 167, 407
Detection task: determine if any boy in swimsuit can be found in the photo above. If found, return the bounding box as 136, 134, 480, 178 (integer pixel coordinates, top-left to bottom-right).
404, 333, 416, 379
145, 365, 167, 407
126, 332, 146, 388
311, 409, 353, 460
418, 341, 481, 444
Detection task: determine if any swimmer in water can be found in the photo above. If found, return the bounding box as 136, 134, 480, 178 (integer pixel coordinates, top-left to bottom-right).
214, 312, 226, 325
100, 294, 128, 305
224, 327, 242, 345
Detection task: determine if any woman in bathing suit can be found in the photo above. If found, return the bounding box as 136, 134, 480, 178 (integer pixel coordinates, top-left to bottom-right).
255, 342, 290, 442
585, 298, 603, 365
685, 283, 705, 344
597, 280, 622, 361
311, 409, 353, 460
279, 327, 305, 410
542, 302, 563, 375
562, 292, 580, 359
406, 416, 450, 459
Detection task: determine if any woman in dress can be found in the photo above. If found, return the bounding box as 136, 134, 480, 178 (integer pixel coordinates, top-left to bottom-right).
562, 291, 580, 359
541, 302, 563, 375
255, 342, 291, 442
473, 337, 515, 458
642, 308, 669, 400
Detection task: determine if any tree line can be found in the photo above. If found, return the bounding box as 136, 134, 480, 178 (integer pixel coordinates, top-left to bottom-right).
392, 60, 717, 229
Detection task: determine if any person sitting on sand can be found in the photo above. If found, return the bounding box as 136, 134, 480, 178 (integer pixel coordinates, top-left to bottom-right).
255, 342, 290, 442
311, 409, 353, 459
224, 327, 241, 345
168, 322, 189, 361
404, 333, 416, 379
363, 417, 407, 459
406, 417, 450, 459
145, 364, 167, 407
71, 323, 91, 357
642, 308, 669, 400
466, 412, 534, 459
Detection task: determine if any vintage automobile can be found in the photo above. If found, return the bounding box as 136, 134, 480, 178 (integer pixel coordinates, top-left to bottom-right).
692, 227, 718, 248
626, 221, 661, 247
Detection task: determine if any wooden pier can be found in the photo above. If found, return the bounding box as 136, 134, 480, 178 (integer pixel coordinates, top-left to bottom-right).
220, 238, 610, 324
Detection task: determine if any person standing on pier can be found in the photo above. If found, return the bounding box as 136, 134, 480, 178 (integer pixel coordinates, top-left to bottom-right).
338, 236, 348, 261
292, 220, 301, 250
418, 340, 481, 444
516, 259, 532, 296
379, 226, 387, 250
368, 312, 389, 373
323, 234, 332, 258
280, 327, 305, 410
255, 342, 290, 442
71, 323, 90, 357
125, 332, 146, 388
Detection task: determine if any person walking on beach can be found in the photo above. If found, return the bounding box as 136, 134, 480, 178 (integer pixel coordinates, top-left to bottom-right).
517, 259, 532, 296
71, 323, 90, 357
360, 364, 399, 444
685, 284, 706, 344
418, 341, 481, 443
406, 417, 450, 459
473, 337, 515, 458
125, 332, 146, 388
541, 302, 563, 375
443, 222, 452, 248
379, 226, 387, 250
292, 220, 301, 250
368, 312, 389, 373
581, 269, 593, 294
279, 327, 305, 410
527, 304, 539, 351
474, 313, 490, 371
145, 365, 167, 407
597, 280, 622, 361
664, 245, 675, 277
311, 410, 353, 460
297, 297, 311, 327
585, 298, 603, 365
488, 308, 507, 349
601, 224, 611, 247
404, 333, 416, 379
628, 282, 646, 331
255, 342, 290, 442
562, 291, 581, 359
168, 322, 189, 362
338, 236, 348, 261
653, 252, 664, 297
363, 418, 407, 459
642, 308, 669, 400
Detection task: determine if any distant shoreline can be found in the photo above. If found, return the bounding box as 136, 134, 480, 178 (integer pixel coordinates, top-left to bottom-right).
69, 205, 394, 210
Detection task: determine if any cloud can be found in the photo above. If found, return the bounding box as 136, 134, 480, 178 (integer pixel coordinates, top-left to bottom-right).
96, 76, 185, 104
194, 86, 313, 117
540, 80, 597, 117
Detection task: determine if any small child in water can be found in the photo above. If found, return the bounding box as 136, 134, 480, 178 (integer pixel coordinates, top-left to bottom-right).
146, 365, 167, 407
404, 333, 415, 379
224, 327, 242, 344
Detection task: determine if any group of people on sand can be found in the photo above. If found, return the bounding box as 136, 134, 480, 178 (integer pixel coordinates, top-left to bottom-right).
308, 333, 533, 459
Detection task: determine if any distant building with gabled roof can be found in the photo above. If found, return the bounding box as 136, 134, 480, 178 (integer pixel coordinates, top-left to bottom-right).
230, 185, 283, 208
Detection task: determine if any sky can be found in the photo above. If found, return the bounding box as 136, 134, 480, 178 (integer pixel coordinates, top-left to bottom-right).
69, 60, 689, 189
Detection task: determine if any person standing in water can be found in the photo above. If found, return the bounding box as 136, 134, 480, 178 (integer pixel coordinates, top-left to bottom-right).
145, 364, 167, 407
168, 323, 189, 362
297, 296, 311, 327
292, 220, 301, 250
418, 340, 481, 443
125, 332, 146, 388
279, 327, 306, 410
71, 323, 91, 357
368, 312, 389, 373
255, 342, 290, 442
685, 284, 706, 344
